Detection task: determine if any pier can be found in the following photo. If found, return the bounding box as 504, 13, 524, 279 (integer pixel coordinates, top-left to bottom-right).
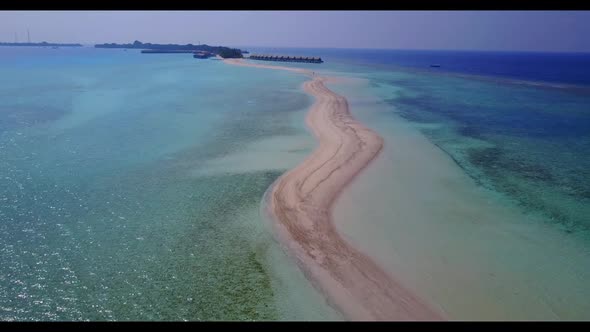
248, 54, 323, 63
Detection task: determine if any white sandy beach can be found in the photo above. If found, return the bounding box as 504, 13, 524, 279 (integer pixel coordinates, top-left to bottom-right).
225, 58, 444, 320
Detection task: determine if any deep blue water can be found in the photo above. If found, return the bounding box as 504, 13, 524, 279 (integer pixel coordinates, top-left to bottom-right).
245, 47, 590, 87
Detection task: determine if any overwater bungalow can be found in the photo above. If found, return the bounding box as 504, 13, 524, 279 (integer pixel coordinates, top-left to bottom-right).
248, 54, 323, 63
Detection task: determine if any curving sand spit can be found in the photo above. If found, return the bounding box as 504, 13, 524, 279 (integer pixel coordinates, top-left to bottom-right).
225, 58, 444, 320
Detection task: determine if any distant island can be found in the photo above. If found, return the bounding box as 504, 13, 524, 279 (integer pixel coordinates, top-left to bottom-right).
0, 42, 83, 47
95, 40, 244, 58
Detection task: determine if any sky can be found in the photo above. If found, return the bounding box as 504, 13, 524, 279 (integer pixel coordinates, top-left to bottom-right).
1, 11, 590, 52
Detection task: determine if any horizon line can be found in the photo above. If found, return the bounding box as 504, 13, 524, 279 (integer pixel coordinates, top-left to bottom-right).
3, 40, 590, 54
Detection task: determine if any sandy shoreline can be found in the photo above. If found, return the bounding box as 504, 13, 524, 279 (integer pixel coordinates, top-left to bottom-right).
224, 58, 444, 320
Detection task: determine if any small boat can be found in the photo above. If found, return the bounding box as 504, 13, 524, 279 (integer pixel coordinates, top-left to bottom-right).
52, 46, 59, 49
430, 64, 441, 68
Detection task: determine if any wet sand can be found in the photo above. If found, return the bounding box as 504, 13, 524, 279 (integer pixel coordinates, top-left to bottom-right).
225, 58, 444, 320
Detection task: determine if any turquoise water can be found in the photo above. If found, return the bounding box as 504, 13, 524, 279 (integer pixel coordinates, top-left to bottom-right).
328, 77, 590, 319
0, 47, 338, 321
282, 49, 590, 319
251, 47, 590, 238
3, 45, 590, 320
245, 47, 590, 319
358, 70, 590, 237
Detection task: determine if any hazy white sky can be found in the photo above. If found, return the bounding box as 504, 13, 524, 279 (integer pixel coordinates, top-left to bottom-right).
1, 11, 590, 52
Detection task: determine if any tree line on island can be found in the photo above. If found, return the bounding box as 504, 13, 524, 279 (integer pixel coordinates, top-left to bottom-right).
95, 40, 244, 58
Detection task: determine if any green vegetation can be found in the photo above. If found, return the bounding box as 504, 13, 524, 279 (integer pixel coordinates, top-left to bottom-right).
217, 48, 244, 59
95, 40, 243, 58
